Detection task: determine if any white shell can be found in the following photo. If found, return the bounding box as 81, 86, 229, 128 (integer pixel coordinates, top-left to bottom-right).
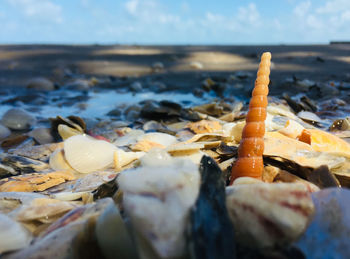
58, 124, 82, 140
297, 111, 324, 123
0, 213, 32, 254
118, 155, 200, 258
113, 129, 144, 147
114, 149, 144, 171
278, 119, 305, 139
64, 134, 118, 174
189, 61, 203, 69
226, 182, 314, 248
49, 148, 74, 171
137, 132, 177, 147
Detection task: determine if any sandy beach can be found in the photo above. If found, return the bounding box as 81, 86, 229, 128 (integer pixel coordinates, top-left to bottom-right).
0, 44, 349, 93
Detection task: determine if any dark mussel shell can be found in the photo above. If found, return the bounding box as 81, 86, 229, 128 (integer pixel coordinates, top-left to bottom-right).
187, 156, 236, 259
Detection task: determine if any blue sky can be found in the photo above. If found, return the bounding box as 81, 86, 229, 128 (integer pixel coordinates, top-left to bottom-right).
0, 0, 349, 44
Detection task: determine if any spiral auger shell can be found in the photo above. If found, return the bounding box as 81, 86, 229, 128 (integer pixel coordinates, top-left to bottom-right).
230, 52, 271, 184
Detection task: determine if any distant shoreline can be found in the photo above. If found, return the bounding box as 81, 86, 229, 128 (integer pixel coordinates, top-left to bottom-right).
0, 44, 349, 90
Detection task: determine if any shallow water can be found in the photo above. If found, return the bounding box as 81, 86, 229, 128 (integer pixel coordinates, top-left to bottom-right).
0, 89, 211, 121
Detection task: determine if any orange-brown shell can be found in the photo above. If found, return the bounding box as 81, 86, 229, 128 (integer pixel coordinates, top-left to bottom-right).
230, 52, 271, 184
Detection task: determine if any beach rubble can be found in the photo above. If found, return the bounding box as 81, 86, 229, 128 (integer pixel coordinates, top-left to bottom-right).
1, 63, 350, 258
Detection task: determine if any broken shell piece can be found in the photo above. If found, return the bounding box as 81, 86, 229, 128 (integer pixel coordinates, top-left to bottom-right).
131, 139, 165, 152
264, 131, 313, 157
307, 129, 350, 154
96, 202, 139, 259
232, 176, 263, 185
184, 132, 222, 144
114, 149, 144, 171
267, 104, 299, 121
139, 148, 173, 167
49, 148, 75, 171
0, 154, 49, 175
166, 142, 204, 154
118, 156, 200, 258
226, 182, 314, 248
230, 121, 245, 143
273, 169, 320, 192
113, 129, 144, 147
64, 134, 118, 174
136, 132, 177, 147
15, 198, 76, 223
167, 143, 205, 164
278, 120, 305, 139
58, 124, 82, 140
0, 171, 75, 192
9, 143, 59, 162
0, 213, 32, 254
297, 111, 324, 124
187, 120, 222, 134
222, 122, 236, 138
52, 191, 93, 204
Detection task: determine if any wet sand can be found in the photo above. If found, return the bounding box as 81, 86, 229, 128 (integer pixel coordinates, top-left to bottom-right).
0, 44, 349, 92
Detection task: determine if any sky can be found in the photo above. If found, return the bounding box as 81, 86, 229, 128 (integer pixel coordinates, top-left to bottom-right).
0, 0, 349, 44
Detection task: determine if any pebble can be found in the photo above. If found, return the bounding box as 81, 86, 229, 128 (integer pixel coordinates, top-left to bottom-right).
0, 124, 11, 139
64, 79, 91, 91
296, 79, 315, 91
28, 128, 54, 145
130, 81, 143, 92
189, 61, 203, 69
150, 81, 167, 92
152, 62, 164, 72
1, 108, 36, 130
295, 188, 350, 258
26, 77, 55, 91
106, 108, 122, 117
125, 105, 141, 121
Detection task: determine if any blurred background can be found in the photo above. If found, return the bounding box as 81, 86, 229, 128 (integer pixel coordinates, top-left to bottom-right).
1, 0, 349, 44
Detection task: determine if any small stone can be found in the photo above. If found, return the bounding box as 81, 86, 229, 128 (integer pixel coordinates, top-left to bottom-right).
28, 128, 54, 145
201, 78, 216, 91
2, 108, 36, 130
295, 188, 350, 258
26, 77, 55, 91
0, 124, 11, 139
193, 88, 204, 97
235, 71, 253, 79
296, 79, 315, 91
106, 108, 122, 117
64, 79, 91, 91
124, 105, 141, 121
150, 82, 166, 92
130, 81, 142, 92
189, 61, 203, 69
152, 62, 164, 72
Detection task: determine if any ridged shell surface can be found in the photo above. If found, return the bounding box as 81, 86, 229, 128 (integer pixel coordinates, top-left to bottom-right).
230, 52, 271, 183
64, 134, 117, 173
0, 213, 32, 254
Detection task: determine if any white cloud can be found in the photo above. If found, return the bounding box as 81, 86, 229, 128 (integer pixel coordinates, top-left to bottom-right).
125, 0, 139, 15
293, 1, 311, 17
6, 0, 63, 23
181, 2, 190, 13
316, 0, 350, 14
237, 3, 260, 26
80, 0, 90, 8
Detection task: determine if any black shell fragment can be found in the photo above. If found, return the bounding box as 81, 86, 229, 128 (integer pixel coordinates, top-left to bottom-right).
187, 155, 236, 259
